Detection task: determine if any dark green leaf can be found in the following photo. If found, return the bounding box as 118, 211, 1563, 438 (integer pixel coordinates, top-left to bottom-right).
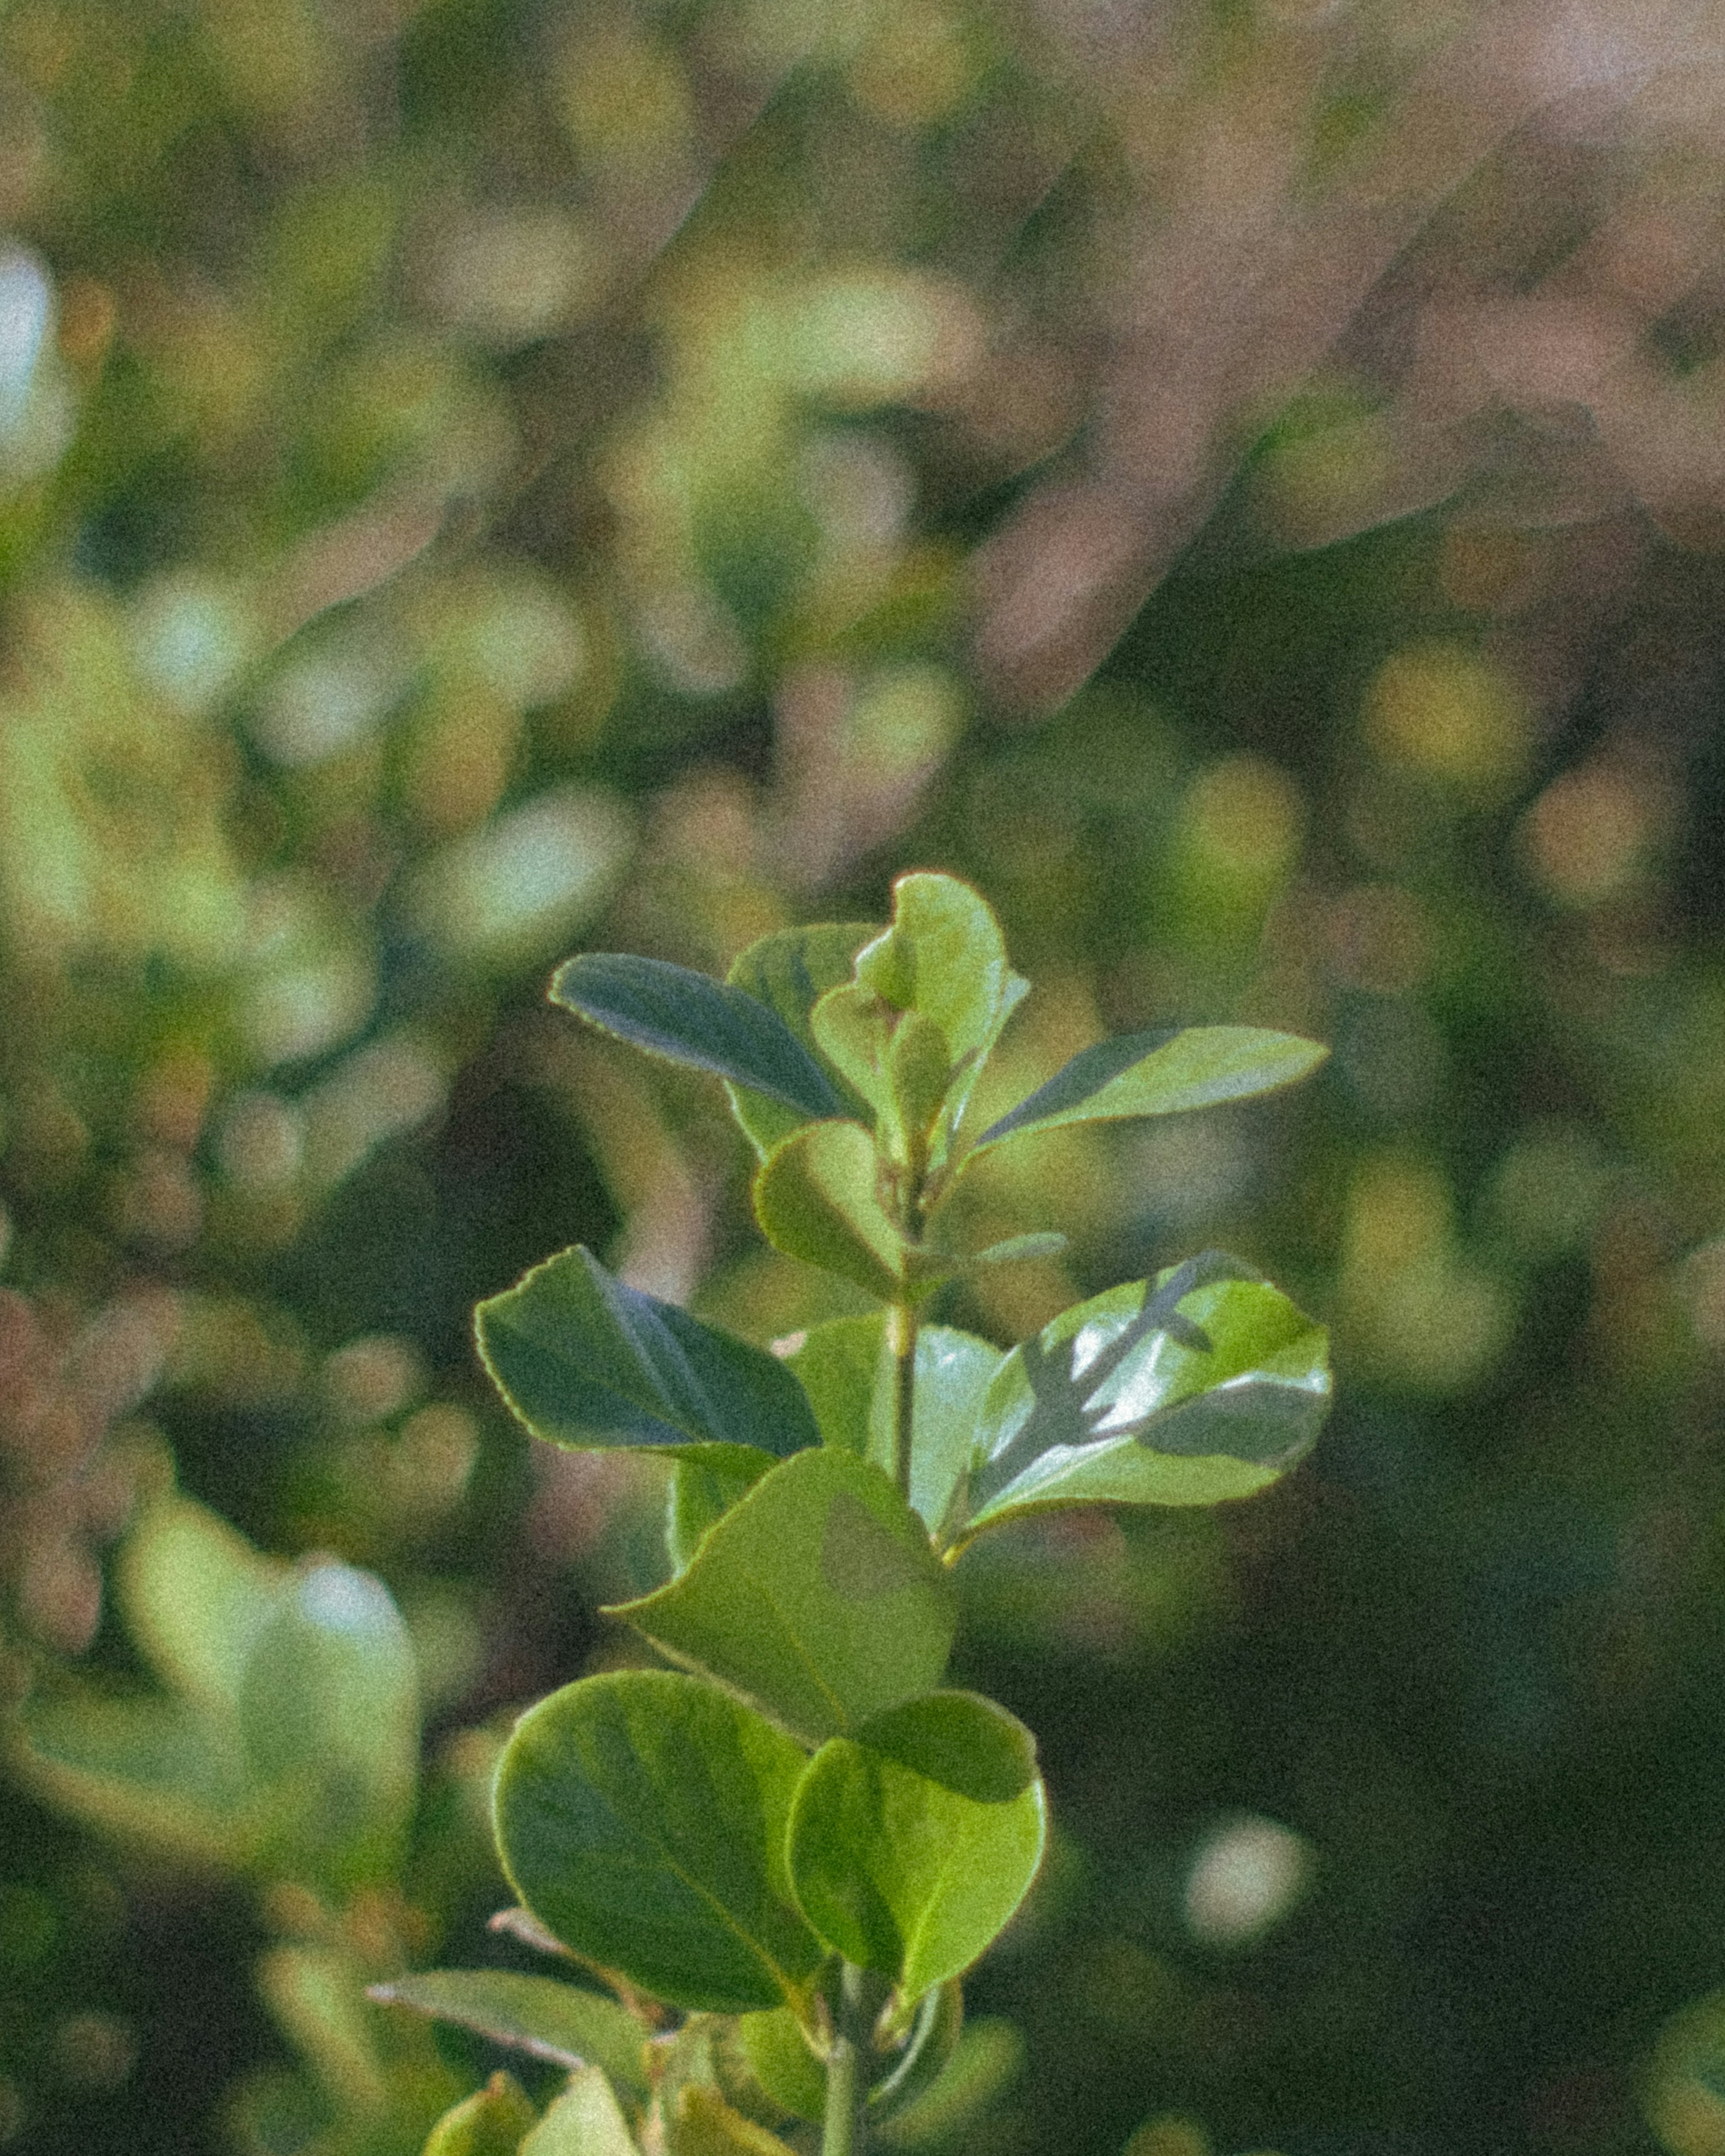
476, 1244, 818, 1461
369, 1970, 650, 2092
551, 952, 844, 1121
970, 1025, 1327, 1155
725, 924, 878, 1154
958, 1254, 1331, 1542
752, 1122, 910, 1301
787, 1692, 1046, 1997
493, 1671, 824, 2015
610, 1448, 955, 1745
782, 1319, 1004, 1544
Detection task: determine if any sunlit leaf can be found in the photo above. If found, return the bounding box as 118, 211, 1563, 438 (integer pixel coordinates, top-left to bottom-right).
420, 2070, 538, 2156
787, 1691, 1046, 1997
969, 1025, 1327, 1157
667, 1449, 778, 1573
493, 1671, 825, 2014
958, 1254, 1330, 1542
666, 2084, 799, 2156
521, 2066, 641, 2156
476, 1243, 817, 1462
370, 1970, 650, 2093
725, 923, 878, 1154
610, 1448, 955, 1745
115, 1493, 283, 1714
752, 1121, 910, 1301
783, 1319, 1002, 1542
551, 952, 843, 1120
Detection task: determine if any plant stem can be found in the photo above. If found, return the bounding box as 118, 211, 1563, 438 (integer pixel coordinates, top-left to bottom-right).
886, 1299, 917, 1502
823, 1962, 871, 2156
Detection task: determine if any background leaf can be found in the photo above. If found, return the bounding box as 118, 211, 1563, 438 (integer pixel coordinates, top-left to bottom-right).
971, 1025, 1328, 1155
961, 1255, 1331, 1540
724, 923, 878, 1154
610, 1447, 956, 1745
370, 1970, 650, 2092
787, 1691, 1047, 1998
520, 2067, 641, 2156
752, 1122, 909, 1301
493, 1671, 825, 2015
420, 2071, 539, 2156
551, 952, 843, 1121
477, 1244, 818, 1460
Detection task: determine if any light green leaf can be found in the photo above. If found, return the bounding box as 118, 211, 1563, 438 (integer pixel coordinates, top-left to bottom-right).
782, 1319, 1003, 1544
667, 2084, 799, 2156
610, 1448, 955, 1745
752, 1121, 910, 1301
115, 1493, 282, 1714
370, 1970, 650, 2094
667, 1449, 778, 1573
736, 2008, 828, 2125
476, 1243, 817, 1462
550, 952, 843, 1122
16, 1692, 258, 1868
522, 2067, 641, 2156
724, 923, 879, 1154
959, 1253, 1331, 1542
969, 1025, 1327, 1157
493, 1670, 825, 2015
787, 1692, 1046, 1998
238, 1557, 420, 1883
421, 2071, 538, 2156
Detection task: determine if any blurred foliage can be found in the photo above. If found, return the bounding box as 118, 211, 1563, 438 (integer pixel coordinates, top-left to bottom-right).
4, 0, 1725, 2151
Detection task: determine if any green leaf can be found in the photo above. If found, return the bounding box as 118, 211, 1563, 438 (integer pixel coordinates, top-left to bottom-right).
752, 1122, 910, 1301
787, 1692, 1046, 1998
875, 2018, 1024, 2150
238, 1557, 420, 1884
16, 1692, 259, 1868
493, 1670, 825, 2015
969, 1025, 1327, 1155
667, 2085, 799, 2156
115, 1494, 283, 1714
551, 952, 844, 1122
724, 923, 879, 1154
521, 2067, 642, 2156
476, 1243, 818, 1462
782, 1319, 1003, 1544
421, 2071, 538, 2156
959, 1253, 1331, 1542
370, 1971, 650, 2093
668, 1449, 778, 1573
610, 1448, 955, 1745
736, 2008, 828, 2125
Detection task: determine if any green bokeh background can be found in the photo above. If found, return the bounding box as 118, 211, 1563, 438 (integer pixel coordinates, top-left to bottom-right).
5, 2, 1725, 2152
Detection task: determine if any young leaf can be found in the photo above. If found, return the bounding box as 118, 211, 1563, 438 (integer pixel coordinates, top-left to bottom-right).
782, 1320, 1003, 1543
521, 2067, 641, 2156
969, 1025, 1327, 1157
551, 953, 843, 1121
724, 923, 879, 1154
736, 2007, 829, 2125
369, 1970, 650, 2093
958, 1254, 1330, 1542
493, 1671, 824, 2015
787, 1691, 1046, 1999
609, 1448, 955, 1746
752, 1121, 911, 1301
420, 2071, 538, 2156
476, 1244, 818, 1462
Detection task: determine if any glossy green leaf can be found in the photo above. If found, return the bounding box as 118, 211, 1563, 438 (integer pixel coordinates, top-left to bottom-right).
370, 1970, 650, 2093
476, 1243, 817, 1462
959, 1253, 1330, 1541
550, 952, 843, 1122
868, 1981, 964, 2123
667, 1449, 778, 1573
493, 1670, 824, 2015
237, 1556, 420, 1882
787, 1692, 1046, 1998
521, 2067, 641, 2156
782, 1319, 1003, 1543
752, 1121, 909, 1301
610, 1448, 955, 1745
970, 1025, 1327, 1156
421, 2071, 538, 2156
724, 923, 878, 1154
